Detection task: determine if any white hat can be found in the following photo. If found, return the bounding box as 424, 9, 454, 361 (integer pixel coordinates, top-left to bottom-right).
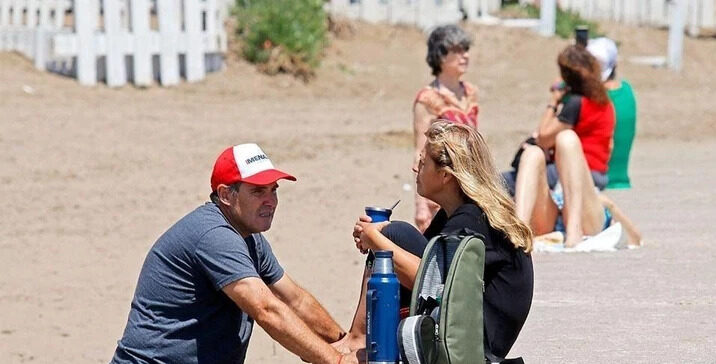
587, 37, 618, 82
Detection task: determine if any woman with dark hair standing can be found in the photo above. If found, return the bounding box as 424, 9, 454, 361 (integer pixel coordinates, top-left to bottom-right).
513, 45, 616, 248
413, 24, 480, 231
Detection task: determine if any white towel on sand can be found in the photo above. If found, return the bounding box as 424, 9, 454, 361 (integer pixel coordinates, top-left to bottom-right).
533, 223, 630, 253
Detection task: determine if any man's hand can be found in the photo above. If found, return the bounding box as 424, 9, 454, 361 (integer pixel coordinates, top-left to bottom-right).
339, 350, 363, 364
331, 331, 365, 355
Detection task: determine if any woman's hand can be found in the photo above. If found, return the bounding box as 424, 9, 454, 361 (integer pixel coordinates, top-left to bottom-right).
352, 215, 389, 253
550, 87, 566, 105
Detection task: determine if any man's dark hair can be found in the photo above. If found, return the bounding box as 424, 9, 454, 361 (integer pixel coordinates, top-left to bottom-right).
426, 25, 472, 76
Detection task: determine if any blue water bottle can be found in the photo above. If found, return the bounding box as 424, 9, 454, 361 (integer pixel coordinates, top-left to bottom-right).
366, 250, 400, 364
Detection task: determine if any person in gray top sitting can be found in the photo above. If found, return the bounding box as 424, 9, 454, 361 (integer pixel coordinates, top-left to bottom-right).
110, 143, 359, 364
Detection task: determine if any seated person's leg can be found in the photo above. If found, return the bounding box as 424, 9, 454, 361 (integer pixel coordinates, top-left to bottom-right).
553, 130, 606, 247
381, 221, 429, 258
514, 145, 559, 235
415, 194, 440, 232
598, 194, 643, 247
336, 266, 371, 354
376, 221, 428, 306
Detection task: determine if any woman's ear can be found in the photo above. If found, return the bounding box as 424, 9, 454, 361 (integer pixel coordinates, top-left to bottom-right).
440, 170, 454, 185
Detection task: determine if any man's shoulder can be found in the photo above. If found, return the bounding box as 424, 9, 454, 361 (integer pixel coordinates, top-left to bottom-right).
181, 203, 230, 232
156, 203, 235, 249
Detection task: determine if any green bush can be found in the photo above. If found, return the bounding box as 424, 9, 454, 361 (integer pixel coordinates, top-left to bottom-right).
234, 0, 328, 79
553, 7, 603, 39
501, 3, 603, 39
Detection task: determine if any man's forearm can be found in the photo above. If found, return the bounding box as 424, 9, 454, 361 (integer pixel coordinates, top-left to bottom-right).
290, 289, 345, 342
256, 298, 341, 364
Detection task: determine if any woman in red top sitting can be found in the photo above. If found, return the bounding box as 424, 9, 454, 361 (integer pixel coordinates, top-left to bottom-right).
514, 45, 615, 248
413, 25, 480, 231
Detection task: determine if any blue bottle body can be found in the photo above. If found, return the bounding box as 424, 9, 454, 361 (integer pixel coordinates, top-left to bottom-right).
366, 251, 400, 364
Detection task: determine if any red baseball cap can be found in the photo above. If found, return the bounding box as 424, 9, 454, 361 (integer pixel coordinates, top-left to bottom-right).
211, 143, 296, 191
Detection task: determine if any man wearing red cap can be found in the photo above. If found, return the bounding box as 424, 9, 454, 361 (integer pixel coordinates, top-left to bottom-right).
111, 144, 358, 364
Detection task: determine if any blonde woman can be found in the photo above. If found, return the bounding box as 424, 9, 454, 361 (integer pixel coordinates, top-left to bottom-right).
335, 121, 533, 362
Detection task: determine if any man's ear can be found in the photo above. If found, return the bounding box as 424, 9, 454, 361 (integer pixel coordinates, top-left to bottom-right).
216, 184, 233, 206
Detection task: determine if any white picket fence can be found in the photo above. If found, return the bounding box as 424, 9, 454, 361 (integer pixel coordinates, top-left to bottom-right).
524, 0, 715, 34
329, 0, 715, 34
0, 0, 230, 87
328, 0, 503, 30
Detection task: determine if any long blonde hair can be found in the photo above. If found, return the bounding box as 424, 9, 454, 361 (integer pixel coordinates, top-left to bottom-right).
425, 121, 533, 253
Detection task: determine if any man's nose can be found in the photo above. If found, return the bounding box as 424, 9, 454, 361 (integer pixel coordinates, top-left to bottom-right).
265, 194, 278, 207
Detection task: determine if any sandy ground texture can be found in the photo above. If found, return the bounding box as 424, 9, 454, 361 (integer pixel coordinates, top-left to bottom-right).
1, 18, 716, 363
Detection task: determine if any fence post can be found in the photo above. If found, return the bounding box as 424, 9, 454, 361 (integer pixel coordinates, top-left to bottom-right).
53, 0, 65, 28
38, 0, 49, 27
416, 0, 435, 30
667, 0, 687, 71
104, 0, 128, 87
206, 0, 217, 41
27, 0, 38, 26
75, 0, 98, 85
33, 0, 48, 70
635, 0, 646, 24
611, 0, 621, 21
129, 0, 151, 86
539, 0, 556, 36
0, 0, 9, 28
703, 0, 715, 28
330, 0, 350, 15
31, 0, 51, 70
33, 29, 47, 69
184, 0, 205, 82
0, 0, 10, 51
11, 0, 21, 25
360, 0, 382, 23
687, 0, 699, 36
157, 0, 180, 86
622, 0, 638, 24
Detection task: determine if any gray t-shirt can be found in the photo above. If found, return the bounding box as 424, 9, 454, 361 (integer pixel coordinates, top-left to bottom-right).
111, 202, 284, 364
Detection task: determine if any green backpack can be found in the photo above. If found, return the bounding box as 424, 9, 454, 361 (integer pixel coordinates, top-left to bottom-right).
398, 229, 486, 364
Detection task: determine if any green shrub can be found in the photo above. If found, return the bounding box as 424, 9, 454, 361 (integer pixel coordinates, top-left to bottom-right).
500, 3, 603, 39
553, 7, 603, 39
234, 0, 328, 79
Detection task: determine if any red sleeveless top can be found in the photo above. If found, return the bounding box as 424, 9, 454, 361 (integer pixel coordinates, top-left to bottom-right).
414, 81, 479, 128
574, 98, 615, 173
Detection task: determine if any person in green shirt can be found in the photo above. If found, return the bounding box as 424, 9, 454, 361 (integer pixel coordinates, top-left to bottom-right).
587, 37, 637, 189
587, 37, 643, 247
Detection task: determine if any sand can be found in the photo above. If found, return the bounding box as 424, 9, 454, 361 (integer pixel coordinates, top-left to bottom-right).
1, 19, 715, 363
